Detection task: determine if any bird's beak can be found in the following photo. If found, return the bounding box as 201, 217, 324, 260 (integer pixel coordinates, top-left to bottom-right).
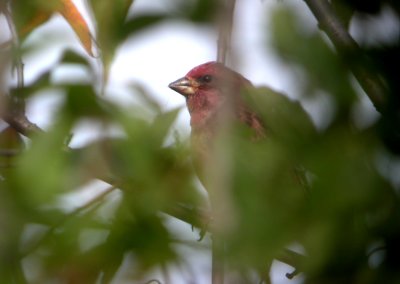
168, 77, 198, 97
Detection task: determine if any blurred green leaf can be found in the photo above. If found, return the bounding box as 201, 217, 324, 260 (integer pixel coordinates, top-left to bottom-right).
187, 0, 217, 23
13, 0, 53, 38
59, 49, 92, 66
129, 83, 162, 113
13, 71, 52, 99
151, 108, 180, 143
64, 84, 107, 119
122, 14, 168, 41
14, 49, 92, 100
89, 0, 135, 73
270, 7, 356, 109
11, 122, 71, 208
2, 0, 400, 283
245, 86, 316, 149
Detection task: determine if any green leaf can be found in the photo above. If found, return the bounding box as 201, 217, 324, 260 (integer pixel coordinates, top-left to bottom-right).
122, 14, 167, 41
11, 122, 71, 207
13, 71, 52, 99
89, 0, 135, 73
244, 86, 316, 149
59, 49, 92, 66
63, 84, 106, 119
270, 7, 356, 107
151, 107, 180, 144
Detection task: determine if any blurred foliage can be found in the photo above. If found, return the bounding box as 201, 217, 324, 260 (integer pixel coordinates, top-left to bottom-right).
13, 0, 94, 56
0, 0, 399, 283
331, 0, 400, 154
265, 4, 400, 283
332, 0, 400, 16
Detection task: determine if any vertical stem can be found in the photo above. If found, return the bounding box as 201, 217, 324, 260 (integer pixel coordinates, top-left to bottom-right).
214, 1, 237, 282
212, 237, 225, 284
4, 2, 24, 89
214, 2, 237, 282
217, 0, 237, 64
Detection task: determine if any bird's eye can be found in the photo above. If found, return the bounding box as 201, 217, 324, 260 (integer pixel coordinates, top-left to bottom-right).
200, 75, 213, 83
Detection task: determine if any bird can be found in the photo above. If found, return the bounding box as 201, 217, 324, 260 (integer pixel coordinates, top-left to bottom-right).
168, 62, 267, 184
168, 61, 313, 284
168, 61, 275, 284
168, 61, 314, 185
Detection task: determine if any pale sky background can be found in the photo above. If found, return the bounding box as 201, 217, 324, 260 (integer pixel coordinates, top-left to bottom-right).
11, 0, 399, 283
23, 0, 398, 146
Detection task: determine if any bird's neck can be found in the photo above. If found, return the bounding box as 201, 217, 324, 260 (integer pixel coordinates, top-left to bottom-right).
186, 91, 223, 129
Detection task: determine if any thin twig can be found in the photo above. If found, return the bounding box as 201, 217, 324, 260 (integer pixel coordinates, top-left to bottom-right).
20, 185, 118, 257
275, 248, 305, 272
2, 94, 45, 137
216, 0, 237, 63
303, 0, 387, 111
4, 2, 24, 89
0, 4, 44, 137
164, 203, 212, 230
3, 110, 45, 137
214, 1, 236, 282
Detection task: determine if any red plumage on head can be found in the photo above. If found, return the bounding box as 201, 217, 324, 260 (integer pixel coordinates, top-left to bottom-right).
169, 62, 266, 178
185, 61, 252, 88
169, 61, 264, 133
186, 61, 223, 79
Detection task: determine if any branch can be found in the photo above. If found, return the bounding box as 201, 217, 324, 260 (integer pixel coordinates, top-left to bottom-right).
3, 112, 44, 137
303, 0, 387, 111
275, 249, 305, 275
216, 0, 236, 64
167, 203, 305, 280
0, 4, 44, 137
214, 1, 238, 282
1, 94, 44, 137
20, 185, 117, 257
164, 202, 212, 229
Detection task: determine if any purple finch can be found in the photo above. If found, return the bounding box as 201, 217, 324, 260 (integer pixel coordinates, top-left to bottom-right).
169, 61, 311, 283
169, 62, 268, 284
169, 62, 266, 177
168, 61, 265, 137
169, 61, 314, 187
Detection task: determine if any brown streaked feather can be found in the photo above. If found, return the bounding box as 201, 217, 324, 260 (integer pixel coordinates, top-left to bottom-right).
236, 104, 266, 140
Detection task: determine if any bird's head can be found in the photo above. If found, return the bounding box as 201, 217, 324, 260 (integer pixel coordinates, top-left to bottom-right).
169, 62, 251, 125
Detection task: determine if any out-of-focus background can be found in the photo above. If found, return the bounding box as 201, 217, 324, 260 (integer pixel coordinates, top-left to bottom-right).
1, 0, 399, 283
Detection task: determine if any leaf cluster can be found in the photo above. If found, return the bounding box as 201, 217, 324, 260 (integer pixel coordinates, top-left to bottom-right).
0, 0, 399, 283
